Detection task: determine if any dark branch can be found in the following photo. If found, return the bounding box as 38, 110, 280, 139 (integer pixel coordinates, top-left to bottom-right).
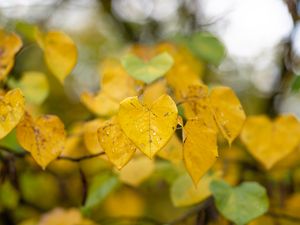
79, 167, 88, 206
268, 212, 300, 222
57, 152, 105, 162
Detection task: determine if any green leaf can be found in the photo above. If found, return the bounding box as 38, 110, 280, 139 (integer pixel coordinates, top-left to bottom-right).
188, 32, 226, 66
82, 172, 119, 215
8, 71, 49, 105
210, 180, 269, 225
0, 181, 19, 209
15, 21, 38, 41
20, 172, 60, 209
291, 76, 300, 92
171, 171, 221, 207
121, 52, 174, 84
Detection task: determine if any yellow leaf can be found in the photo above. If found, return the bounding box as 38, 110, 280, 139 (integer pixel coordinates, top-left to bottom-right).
158, 134, 182, 164
118, 94, 178, 158
0, 29, 22, 80
142, 79, 167, 106
97, 117, 137, 169
240, 115, 300, 169
8, 71, 49, 105
80, 91, 119, 116
103, 187, 145, 217
0, 89, 25, 139
61, 122, 90, 158
38, 208, 96, 225
16, 112, 66, 169
181, 84, 217, 130
180, 84, 245, 144
37, 31, 77, 83
183, 118, 218, 184
156, 44, 203, 99
118, 156, 155, 186
81, 59, 137, 117
83, 119, 104, 154
210, 86, 246, 144
171, 171, 221, 207
100, 58, 137, 101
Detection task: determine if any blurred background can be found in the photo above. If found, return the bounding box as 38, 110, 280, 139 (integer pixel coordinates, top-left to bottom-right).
1, 0, 300, 118
1, 1, 300, 225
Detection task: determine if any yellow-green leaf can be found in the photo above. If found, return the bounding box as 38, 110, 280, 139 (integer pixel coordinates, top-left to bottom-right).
118, 94, 178, 158
8, 71, 49, 105
121, 52, 174, 84
171, 171, 221, 207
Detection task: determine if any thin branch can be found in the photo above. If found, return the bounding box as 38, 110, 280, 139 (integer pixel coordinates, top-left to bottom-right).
268, 212, 300, 222
57, 152, 105, 162
79, 167, 87, 206
0, 146, 26, 158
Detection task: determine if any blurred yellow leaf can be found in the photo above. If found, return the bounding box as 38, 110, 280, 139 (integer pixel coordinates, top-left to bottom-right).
16, 112, 66, 169
36, 30, 77, 84
61, 122, 88, 158
0, 29, 22, 80
38, 208, 96, 225
81, 91, 119, 116
97, 117, 137, 169
240, 115, 300, 169
183, 118, 218, 185
103, 187, 145, 217
118, 156, 155, 186
100, 58, 137, 101
0, 88, 25, 139
8, 71, 49, 105
142, 79, 167, 106
158, 134, 182, 164
210, 86, 246, 144
171, 171, 221, 207
83, 119, 104, 154
118, 94, 178, 158
81, 59, 137, 117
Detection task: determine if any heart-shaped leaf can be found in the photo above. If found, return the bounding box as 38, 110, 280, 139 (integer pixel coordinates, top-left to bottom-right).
183, 118, 218, 185
16, 112, 66, 169
240, 115, 300, 169
0, 29, 22, 80
188, 32, 226, 66
36, 30, 77, 84
171, 171, 221, 207
121, 52, 174, 84
210, 180, 269, 225
118, 94, 178, 158
0, 89, 25, 139
97, 117, 137, 169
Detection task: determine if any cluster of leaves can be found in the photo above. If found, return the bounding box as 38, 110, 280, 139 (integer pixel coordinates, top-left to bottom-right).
1, 26, 300, 225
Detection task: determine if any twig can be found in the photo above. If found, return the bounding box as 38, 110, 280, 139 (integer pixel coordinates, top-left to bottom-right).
268, 212, 300, 222
79, 167, 87, 206
57, 152, 105, 162
0, 146, 26, 158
